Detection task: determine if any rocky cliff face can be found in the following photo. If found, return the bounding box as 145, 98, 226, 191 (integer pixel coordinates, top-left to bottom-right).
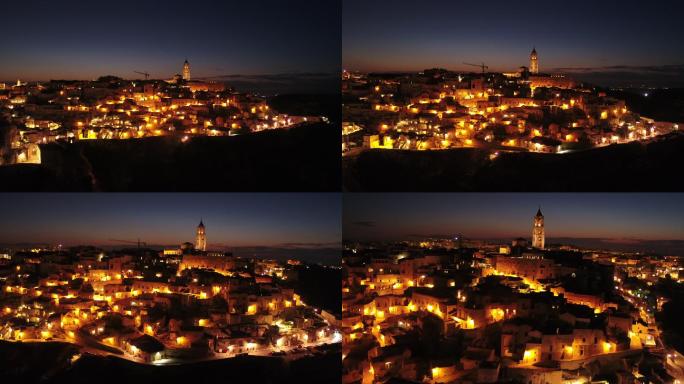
1, 123, 340, 191
344, 132, 684, 191
0, 118, 18, 165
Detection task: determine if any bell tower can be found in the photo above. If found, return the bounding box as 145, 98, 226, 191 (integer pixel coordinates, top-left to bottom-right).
532, 207, 544, 249
183, 59, 191, 81
530, 47, 538, 74
195, 220, 206, 251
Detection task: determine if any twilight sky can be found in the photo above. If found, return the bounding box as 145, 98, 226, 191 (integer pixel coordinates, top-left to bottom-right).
1, 0, 340, 93
0, 194, 341, 251
344, 194, 684, 244
343, 0, 684, 87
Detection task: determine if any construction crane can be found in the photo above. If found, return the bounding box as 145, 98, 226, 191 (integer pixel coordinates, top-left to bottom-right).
462, 62, 488, 75
133, 71, 150, 80
109, 238, 147, 248
462, 62, 488, 91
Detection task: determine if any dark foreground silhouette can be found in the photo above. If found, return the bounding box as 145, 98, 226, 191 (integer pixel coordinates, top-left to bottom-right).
0, 123, 340, 191
344, 132, 684, 191
0, 340, 341, 384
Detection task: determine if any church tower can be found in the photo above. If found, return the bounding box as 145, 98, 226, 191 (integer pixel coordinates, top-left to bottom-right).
183, 59, 191, 81
532, 207, 544, 249
195, 220, 206, 251
530, 47, 539, 74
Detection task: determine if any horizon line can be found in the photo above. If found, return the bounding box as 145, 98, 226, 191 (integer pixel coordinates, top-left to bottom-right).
342, 236, 684, 243
343, 63, 684, 74
0, 71, 340, 83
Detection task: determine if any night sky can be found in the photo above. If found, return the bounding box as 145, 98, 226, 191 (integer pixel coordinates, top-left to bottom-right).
0, 194, 341, 251
344, 0, 684, 86
1, 0, 340, 93
344, 194, 684, 245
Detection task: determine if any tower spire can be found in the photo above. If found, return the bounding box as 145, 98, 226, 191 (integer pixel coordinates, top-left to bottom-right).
195, 220, 206, 251
532, 207, 545, 249
183, 59, 191, 81
530, 47, 539, 74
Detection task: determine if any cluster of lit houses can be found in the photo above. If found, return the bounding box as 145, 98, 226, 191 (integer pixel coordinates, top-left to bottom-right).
0, 60, 321, 165
0, 222, 340, 365
342, 49, 679, 156
342, 209, 680, 383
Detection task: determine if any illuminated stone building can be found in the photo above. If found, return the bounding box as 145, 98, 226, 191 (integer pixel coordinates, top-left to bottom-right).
171, 221, 240, 273
183, 59, 191, 81
178, 230, 237, 275
501, 325, 613, 365
195, 220, 206, 251
532, 208, 544, 249
494, 255, 556, 281
528, 74, 575, 89
529, 47, 538, 74
186, 81, 225, 92
178, 253, 236, 275
15, 143, 41, 164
